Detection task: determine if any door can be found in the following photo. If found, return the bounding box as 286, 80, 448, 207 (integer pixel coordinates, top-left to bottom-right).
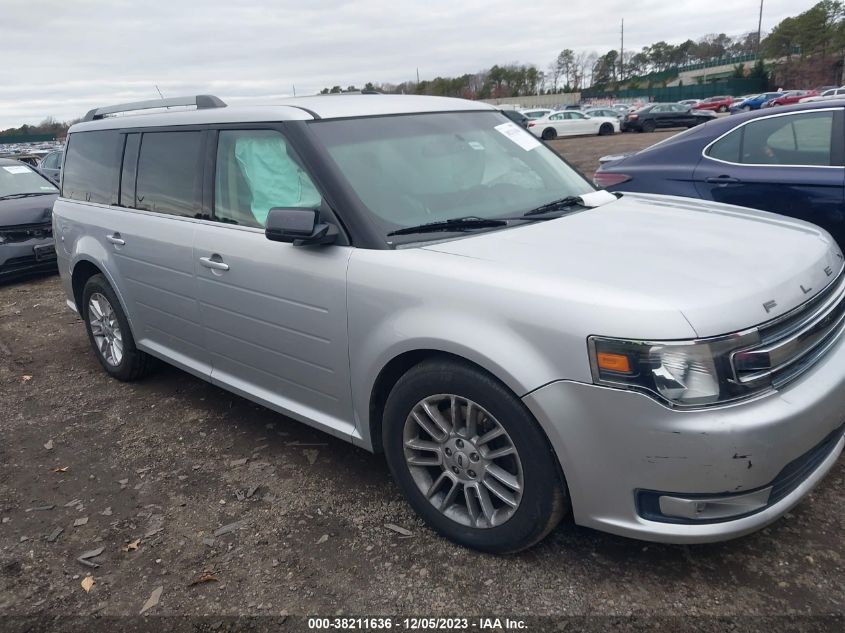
694, 108, 845, 247
108, 130, 211, 377
564, 111, 594, 135
194, 128, 355, 438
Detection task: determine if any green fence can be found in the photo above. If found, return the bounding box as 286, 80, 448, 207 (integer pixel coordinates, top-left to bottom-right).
0, 133, 56, 145
583, 77, 768, 102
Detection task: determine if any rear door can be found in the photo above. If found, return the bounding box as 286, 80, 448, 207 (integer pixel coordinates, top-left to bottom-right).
108, 129, 211, 377
193, 127, 355, 439
693, 108, 845, 246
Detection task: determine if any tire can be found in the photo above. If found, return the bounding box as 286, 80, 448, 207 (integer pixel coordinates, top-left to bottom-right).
641, 120, 656, 133
717, 105, 728, 113
81, 273, 153, 381
541, 128, 557, 141
598, 123, 614, 136
743, 105, 752, 112
382, 358, 567, 553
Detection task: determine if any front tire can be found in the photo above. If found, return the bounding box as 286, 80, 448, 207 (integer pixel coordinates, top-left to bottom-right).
642, 120, 656, 133
541, 127, 557, 141
82, 274, 153, 381
717, 105, 728, 113
383, 359, 567, 553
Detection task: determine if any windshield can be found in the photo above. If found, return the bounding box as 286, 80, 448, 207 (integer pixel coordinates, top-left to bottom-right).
0, 163, 58, 198
308, 111, 594, 242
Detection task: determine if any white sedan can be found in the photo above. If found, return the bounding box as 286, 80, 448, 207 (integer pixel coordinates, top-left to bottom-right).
527, 110, 620, 140
799, 87, 845, 103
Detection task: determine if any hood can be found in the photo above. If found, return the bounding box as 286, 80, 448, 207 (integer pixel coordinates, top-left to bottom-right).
0, 194, 57, 227
421, 192, 844, 338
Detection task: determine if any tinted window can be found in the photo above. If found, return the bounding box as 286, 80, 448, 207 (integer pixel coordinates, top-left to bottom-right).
120, 133, 140, 207
707, 130, 741, 162
135, 132, 202, 216
742, 111, 833, 166
62, 131, 121, 203
214, 130, 320, 228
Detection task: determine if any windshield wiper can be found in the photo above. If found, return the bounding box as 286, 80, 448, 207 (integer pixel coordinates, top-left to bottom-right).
522, 196, 586, 217
0, 192, 55, 201
387, 216, 508, 237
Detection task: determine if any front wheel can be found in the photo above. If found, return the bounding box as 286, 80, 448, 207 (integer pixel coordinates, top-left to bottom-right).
383, 359, 567, 553
541, 127, 557, 141
717, 105, 728, 113
642, 120, 656, 133
82, 274, 154, 381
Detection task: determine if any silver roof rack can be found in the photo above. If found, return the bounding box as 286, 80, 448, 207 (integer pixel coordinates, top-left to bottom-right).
82, 95, 227, 122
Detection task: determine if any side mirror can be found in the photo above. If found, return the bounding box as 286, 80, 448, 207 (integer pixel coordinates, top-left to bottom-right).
265, 207, 338, 246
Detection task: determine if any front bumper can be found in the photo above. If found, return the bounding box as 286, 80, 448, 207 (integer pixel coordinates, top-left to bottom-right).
0, 239, 58, 282
522, 330, 845, 544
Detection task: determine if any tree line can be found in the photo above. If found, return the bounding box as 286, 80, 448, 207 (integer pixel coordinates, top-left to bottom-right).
320, 1, 845, 98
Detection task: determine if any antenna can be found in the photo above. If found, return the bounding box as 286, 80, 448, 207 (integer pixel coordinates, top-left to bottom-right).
155, 85, 165, 99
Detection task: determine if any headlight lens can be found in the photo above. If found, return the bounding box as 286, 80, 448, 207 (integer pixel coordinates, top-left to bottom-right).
588, 332, 769, 408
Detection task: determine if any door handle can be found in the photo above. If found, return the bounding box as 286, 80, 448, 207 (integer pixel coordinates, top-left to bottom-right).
106, 233, 125, 245
705, 176, 741, 185
199, 256, 230, 271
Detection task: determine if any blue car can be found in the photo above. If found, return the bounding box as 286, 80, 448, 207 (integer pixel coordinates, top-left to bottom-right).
594, 100, 845, 248
729, 92, 785, 113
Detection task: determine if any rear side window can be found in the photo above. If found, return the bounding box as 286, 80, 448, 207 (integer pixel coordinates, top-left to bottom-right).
707, 130, 741, 162
62, 131, 121, 203
135, 131, 203, 217
707, 111, 835, 166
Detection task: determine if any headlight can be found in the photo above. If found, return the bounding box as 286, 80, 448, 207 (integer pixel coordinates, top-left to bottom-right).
588, 332, 769, 409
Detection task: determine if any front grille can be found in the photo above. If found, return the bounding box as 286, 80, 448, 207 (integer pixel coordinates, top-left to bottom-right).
0, 222, 53, 243
732, 270, 845, 389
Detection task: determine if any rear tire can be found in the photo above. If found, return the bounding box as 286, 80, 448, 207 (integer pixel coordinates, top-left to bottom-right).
598, 123, 614, 136
382, 358, 567, 553
82, 274, 154, 381
642, 120, 656, 133
541, 128, 557, 141
717, 105, 728, 113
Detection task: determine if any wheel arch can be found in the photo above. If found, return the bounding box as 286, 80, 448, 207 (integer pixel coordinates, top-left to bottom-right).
367, 348, 550, 457
69, 256, 137, 337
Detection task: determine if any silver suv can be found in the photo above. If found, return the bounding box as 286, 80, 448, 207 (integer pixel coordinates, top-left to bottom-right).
54, 94, 845, 552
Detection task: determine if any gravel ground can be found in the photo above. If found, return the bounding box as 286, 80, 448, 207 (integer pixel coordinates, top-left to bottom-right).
1, 130, 843, 629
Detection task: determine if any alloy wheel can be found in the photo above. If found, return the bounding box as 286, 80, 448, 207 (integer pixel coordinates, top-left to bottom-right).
88, 292, 123, 366
402, 394, 524, 528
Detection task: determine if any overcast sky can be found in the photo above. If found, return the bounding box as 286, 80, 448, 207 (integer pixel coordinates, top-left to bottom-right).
0, 0, 818, 129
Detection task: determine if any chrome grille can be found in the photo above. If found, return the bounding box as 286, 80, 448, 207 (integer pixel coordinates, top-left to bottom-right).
732, 270, 845, 388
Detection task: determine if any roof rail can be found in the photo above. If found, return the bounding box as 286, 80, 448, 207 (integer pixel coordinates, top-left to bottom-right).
81, 95, 227, 122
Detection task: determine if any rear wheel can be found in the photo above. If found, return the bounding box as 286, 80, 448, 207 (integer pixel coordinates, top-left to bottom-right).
598, 122, 614, 136
82, 274, 153, 381
717, 105, 728, 113
541, 127, 557, 141
642, 120, 656, 133
383, 359, 567, 553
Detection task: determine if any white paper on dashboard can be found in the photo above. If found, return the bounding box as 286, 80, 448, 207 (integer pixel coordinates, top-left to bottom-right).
3, 165, 32, 174
494, 122, 541, 151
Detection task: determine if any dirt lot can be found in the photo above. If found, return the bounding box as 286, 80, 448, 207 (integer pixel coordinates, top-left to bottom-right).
547, 129, 676, 176
1, 130, 843, 629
